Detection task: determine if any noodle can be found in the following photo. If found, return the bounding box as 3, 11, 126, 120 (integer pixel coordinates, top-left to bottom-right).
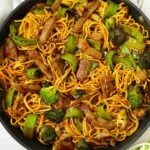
1, 0, 150, 149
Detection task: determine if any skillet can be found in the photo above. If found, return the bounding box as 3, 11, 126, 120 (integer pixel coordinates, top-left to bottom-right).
0, 0, 150, 150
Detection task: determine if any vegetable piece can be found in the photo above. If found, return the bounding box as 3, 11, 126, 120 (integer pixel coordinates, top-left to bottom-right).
87, 39, 101, 51
65, 34, 78, 53
72, 89, 85, 99
75, 118, 83, 132
33, 8, 44, 14
117, 109, 128, 129
76, 59, 90, 82
47, 0, 54, 5
120, 43, 130, 54
76, 139, 91, 150
39, 125, 56, 144
105, 17, 115, 29
58, 7, 69, 17
40, 86, 59, 104
44, 108, 64, 123
104, 0, 118, 18
5, 88, 16, 108
23, 113, 37, 139
106, 50, 116, 69
89, 61, 98, 72
96, 105, 112, 120
121, 25, 144, 42
123, 37, 145, 52
114, 54, 137, 69
65, 107, 84, 118
61, 53, 78, 72
139, 48, 150, 69
110, 27, 126, 46
11, 36, 37, 46
128, 85, 143, 108
10, 24, 37, 46
26, 68, 42, 79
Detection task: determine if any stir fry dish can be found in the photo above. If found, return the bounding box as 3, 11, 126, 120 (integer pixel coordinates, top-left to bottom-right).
0, 0, 150, 149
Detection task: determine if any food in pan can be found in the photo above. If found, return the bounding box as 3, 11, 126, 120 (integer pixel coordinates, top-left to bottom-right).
0, 0, 150, 149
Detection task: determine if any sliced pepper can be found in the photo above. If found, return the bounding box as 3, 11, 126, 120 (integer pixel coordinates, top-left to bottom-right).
121, 25, 144, 42
65, 34, 78, 53
47, 0, 54, 5
23, 113, 37, 139
57, 7, 69, 17
105, 17, 115, 29
61, 53, 78, 72
5, 88, 16, 108
87, 39, 101, 51
26, 68, 42, 79
65, 107, 84, 118
114, 53, 137, 69
106, 50, 116, 70
104, 0, 118, 19
40, 86, 59, 104
123, 37, 145, 52
128, 85, 143, 108
10, 24, 37, 46
96, 105, 112, 120
89, 61, 98, 72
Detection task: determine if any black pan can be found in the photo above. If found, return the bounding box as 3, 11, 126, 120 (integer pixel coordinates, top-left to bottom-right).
0, 0, 150, 150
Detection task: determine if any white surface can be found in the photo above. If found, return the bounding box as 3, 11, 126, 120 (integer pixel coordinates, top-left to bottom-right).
0, 0, 150, 150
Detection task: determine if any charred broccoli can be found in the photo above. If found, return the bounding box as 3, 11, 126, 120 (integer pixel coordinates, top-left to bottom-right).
39, 125, 56, 144
40, 86, 59, 104
44, 108, 64, 123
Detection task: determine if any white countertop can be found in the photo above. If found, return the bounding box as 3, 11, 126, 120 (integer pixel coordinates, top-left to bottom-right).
0, 0, 150, 150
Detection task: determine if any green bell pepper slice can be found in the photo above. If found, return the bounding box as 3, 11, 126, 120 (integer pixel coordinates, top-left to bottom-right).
121, 25, 144, 42
10, 24, 37, 46
61, 53, 78, 72
106, 50, 116, 70
114, 53, 137, 69
26, 68, 42, 79
104, 0, 118, 19
23, 113, 37, 139
87, 39, 101, 51
5, 88, 16, 108
58, 7, 69, 17
96, 105, 112, 120
65, 34, 78, 53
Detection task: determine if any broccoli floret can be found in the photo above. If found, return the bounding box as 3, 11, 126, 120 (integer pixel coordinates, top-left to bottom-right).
39, 125, 56, 144
76, 139, 91, 150
128, 85, 143, 108
40, 86, 59, 104
44, 108, 64, 123
26, 67, 42, 79
65, 107, 84, 118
